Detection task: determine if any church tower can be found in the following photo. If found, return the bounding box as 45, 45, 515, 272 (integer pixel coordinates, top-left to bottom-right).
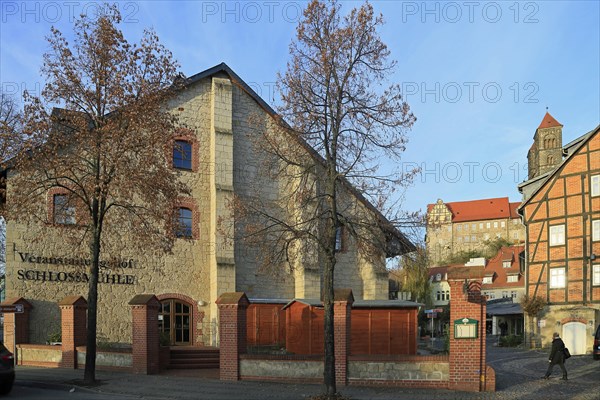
527, 112, 563, 179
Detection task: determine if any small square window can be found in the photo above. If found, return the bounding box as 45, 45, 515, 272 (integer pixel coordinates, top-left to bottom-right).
503, 261, 511, 268
464, 236, 469, 243
479, 223, 483, 229
593, 265, 600, 286
486, 222, 491, 229
53, 194, 76, 225
457, 225, 462, 231
507, 275, 518, 283
501, 221, 506, 228
550, 267, 566, 288
483, 276, 493, 284
549, 224, 565, 246
511, 291, 517, 298
493, 222, 498, 228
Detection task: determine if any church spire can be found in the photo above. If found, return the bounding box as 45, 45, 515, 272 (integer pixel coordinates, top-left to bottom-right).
537, 111, 563, 130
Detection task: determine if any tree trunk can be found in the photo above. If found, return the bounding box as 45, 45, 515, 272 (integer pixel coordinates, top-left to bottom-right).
322, 165, 338, 396
323, 251, 336, 396
84, 202, 101, 384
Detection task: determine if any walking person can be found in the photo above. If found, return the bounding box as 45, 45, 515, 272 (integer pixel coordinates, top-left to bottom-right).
543, 332, 568, 380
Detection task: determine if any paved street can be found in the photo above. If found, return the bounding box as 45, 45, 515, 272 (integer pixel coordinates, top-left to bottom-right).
13, 338, 600, 399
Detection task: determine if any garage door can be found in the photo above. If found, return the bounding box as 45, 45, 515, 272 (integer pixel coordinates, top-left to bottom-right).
562, 322, 586, 355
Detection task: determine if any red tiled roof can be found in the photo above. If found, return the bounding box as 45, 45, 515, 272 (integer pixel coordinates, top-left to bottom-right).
483, 245, 525, 289
537, 112, 563, 130
427, 197, 518, 223
428, 266, 448, 278
509, 202, 521, 218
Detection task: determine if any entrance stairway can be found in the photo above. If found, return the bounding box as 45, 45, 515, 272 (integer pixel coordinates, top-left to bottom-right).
168, 346, 220, 369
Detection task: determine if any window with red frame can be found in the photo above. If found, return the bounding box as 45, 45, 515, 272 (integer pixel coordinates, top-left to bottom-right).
53, 194, 76, 225
175, 207, 193, 238
173, 140, 192, 170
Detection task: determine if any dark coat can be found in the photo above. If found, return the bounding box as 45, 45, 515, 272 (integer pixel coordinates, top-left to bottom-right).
549, 337, 566, 364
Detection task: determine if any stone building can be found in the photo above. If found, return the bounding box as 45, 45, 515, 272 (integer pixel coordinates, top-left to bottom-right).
518, 114, 600, 355
2, 63, 414, 347
426, 197, 525, 264
527, 112, 563, 180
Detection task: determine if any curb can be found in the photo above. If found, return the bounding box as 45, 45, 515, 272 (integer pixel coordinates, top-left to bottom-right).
16, 379, 98, 394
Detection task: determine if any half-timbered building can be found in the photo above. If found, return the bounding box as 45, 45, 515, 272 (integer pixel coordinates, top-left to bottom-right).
518, 113, 600, 354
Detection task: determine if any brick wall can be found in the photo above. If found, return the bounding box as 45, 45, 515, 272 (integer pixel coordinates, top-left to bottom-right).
216, 292, 249, 381
1, 297, 32, 358
129, 294, 160, 375
448, 266, 494, 392
59, 295, 87, 368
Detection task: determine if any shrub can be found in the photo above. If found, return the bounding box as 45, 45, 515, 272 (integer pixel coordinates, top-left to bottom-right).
499, 334, 523, 347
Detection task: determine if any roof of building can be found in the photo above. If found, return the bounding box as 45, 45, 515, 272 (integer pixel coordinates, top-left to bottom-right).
537, 112, 563, 130
427, 197, 520, 223
428, 265, 458, 281
486, 299, 522, 316
281, 298, 422, 310
518, 124, 600, 209
184, 63, 415, 257
482, 245, 525, 289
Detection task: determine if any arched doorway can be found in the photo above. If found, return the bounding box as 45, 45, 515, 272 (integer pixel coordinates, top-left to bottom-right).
159, 299, 192, 345
562, 322, 586, 355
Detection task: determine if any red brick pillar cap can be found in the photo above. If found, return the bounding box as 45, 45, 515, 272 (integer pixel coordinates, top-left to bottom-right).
129, 294, 159, 307
58, 296, 87, 307
215, 292, 249, 306
333, 289, 354, 305
0, 297, 33, 310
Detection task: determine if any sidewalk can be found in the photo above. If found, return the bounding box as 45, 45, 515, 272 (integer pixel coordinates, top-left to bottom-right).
15, 366, 490, 400
15, 349, 600, 400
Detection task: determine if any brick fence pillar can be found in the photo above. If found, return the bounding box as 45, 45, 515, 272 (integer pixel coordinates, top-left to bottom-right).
334, 289, 354, 387
448, 266, 494, 392
216, 292, 249, 381
129, 294, 160, 375
1, 297, 32, 363
59, 296, 87, 369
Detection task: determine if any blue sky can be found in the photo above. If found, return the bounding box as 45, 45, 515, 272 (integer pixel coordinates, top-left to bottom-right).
1, 0, 599, 217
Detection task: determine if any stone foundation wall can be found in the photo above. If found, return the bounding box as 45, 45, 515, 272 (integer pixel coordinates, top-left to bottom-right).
240, 358, 323, 381
16, 344, 62, 367
76, 346, 133, 370
348, 359, 449, 382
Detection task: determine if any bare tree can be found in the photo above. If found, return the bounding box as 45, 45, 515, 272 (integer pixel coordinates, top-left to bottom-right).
6, 6, 186, 383
0, 91, 24, 165
236, 1, 416, 396
399, 245, 432, 306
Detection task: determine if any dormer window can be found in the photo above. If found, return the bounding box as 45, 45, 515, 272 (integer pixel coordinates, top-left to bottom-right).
503, 261, 511, 268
